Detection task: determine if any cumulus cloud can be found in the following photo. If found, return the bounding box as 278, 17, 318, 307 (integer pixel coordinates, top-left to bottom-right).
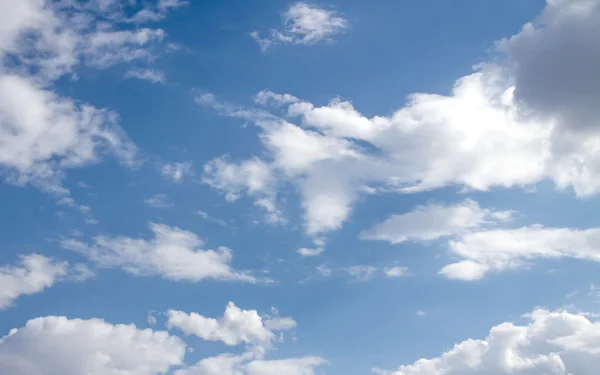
0, 315, 186, 375
166, 302, 296, 354
203, 0, 600, 246
361, 199, 514, 244
60, 222, 257, 283
0, 254, 92, 310
0, 302, 322, 375
375, 308, 600, 375
0, 0, 186, 194
441, 224, 600, 281
251, 2, 348, 51
167, 303, 323, 375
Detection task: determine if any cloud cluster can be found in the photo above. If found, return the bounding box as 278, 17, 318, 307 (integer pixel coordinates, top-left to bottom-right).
250, 2, 348, 51
202, 0, 600, 265
60, 222, 257, 283
0, 0, 182, 194
375, 309, 600, 375
0, 301, 322, 375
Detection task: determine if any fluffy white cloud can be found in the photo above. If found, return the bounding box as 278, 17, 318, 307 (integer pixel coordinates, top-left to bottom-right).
0, 254, 66, 310
203, 157, 285, 225
361, 200, 513, 244
203, 157, 274, 202
251, 2, 348, 51
125, 68, 166, 84
0, 73, 138, 194
166, 302, 295, 352
61, 222, 257, 283
168, 303, 322, 375
375, 308, 600, 375
441, 225, 600, 281
0, 0, 186, 193
204, 0, 600, 240
162, 161, 193, 182
0, 254, 92, 310
0, 315, 186, 375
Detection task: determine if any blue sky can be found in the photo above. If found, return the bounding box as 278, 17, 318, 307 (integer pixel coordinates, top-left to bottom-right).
2, 0, 600, 374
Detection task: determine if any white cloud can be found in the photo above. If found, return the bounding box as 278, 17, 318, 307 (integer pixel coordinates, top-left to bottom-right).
60, 222, 257, 283
0, 0, 186, 194
166, 302, 295, 353
162, 161, 193, 182
361, 200, 513, 244
128, 0, 189, 23
251, 2, 348, 51
145, 193, 174, 208
0, 73, 138, 194
346, 265, 377, 282
0, 254, 67, 310
203, 157, 285, 225
125, 68, 166, 83
375, 308, 600, 375
205, 0, 600, 241
297, 247, 324, 257
203, 157, 274, 201
0, 315, 186, 375
440, 225, 600, 281
0, 254, 93, 310
415, 310, 426, 317
384, 266, 410, 278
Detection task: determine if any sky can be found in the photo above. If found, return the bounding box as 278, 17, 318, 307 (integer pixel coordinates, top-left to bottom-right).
2, 0, 600, 374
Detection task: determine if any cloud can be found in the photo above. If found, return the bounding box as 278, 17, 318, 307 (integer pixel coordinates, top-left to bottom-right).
361, 200, 513, 244
175, 354, 326, 375
384, 266, 410, 278
162, 161, 193, 182
440, 225, 600, 281
375, 308, 600, 375
0, 0, 187, 194
196, 210, 228, 226
166, 302, 295, 354
0, 254, 67, 310
60, 222, 257, 283
346, 265, 377, 282
0, 73, 138, 194
297, 247, 324, 257
203, 0, 600, 242
203, 156, 285, 225
251, 2, 348, 51
125, 68, 166, 84
0, 315, 186, 375
145, 193, 174, 208
128, 0, 189, 23
0, 254, 92, 310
